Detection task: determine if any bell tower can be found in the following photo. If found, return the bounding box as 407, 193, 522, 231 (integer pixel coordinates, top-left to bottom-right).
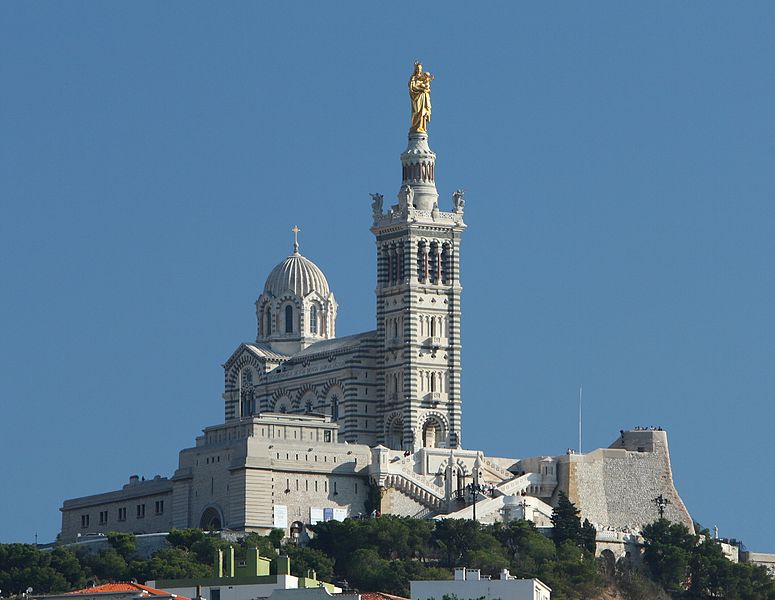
371, 63, 466, 451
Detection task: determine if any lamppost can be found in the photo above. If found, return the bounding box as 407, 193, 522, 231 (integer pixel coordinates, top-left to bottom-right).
456, 481, 490, 522
653, 493, 670, 519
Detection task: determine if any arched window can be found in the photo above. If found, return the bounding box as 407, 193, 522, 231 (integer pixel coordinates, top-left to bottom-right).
429, 242, 439, 284
391, 246, 399, 284
309, 305, 318, 334
263, 307, 271, 336
285, 305, 293, 333
331, 395, 339, 420
417, 241, 428, 282
240, 369, 254, 417
441, 243, 451, 284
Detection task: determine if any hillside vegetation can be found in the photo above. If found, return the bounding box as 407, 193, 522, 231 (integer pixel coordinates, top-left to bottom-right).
1, 499, 772, 600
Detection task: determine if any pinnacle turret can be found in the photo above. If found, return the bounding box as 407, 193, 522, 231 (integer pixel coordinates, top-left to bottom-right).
400, 131, 438, 211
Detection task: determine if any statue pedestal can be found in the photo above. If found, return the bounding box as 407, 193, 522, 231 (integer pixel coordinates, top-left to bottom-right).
401, 132, 438, 211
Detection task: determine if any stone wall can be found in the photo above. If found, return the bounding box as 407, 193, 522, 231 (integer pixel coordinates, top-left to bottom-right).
381, 487, 427, 517
172, 415, 373, 536
558, 429, 693, 531
60, 476, 173, 543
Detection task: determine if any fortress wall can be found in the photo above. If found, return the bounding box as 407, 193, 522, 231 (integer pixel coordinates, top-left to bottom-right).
560, 429, 693, 531
564, 456, 609, 526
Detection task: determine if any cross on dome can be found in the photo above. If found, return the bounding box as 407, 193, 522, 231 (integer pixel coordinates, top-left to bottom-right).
292, 225, 300, 255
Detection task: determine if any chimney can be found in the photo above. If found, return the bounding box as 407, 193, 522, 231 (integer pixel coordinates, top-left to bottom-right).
216, 549, 224, 578
276, 555, 291, 576
454, 568, 466, 581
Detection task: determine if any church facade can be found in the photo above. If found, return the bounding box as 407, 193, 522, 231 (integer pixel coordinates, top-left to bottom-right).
60, 68, 693, 546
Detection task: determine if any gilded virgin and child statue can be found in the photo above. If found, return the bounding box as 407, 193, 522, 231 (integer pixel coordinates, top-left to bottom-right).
409, 62, 433, 134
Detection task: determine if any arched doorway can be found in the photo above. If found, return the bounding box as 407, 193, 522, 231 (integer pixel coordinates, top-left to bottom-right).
200, 507, 223, 531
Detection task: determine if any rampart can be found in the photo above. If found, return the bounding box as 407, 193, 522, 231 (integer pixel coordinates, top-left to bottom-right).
557, 429, 693, 531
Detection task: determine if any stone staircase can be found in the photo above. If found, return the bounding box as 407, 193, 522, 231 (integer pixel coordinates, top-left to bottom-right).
492, 472, 539, 497
382, 470, 445, 510
481, 457, 514, 480
438, 472, 548, 521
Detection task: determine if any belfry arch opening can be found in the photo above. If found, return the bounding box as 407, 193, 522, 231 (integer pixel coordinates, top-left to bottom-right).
387, 418, 404, 450
422, 418, 443, 448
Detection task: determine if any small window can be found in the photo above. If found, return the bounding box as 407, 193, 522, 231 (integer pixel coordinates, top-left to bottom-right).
285, 305, 294, 333
155, 500, 164, 515
309, 305, 318, 334
118, 507, 127, 521
99, 510, 108, 525
324, 430, 331, 442
137, 504, 146, 519
81, 514, 90, 528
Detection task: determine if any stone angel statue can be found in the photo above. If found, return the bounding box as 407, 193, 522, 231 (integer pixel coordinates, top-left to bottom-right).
452, 189, 465, 214
370, 192, 384, 218
398, 184, 414, 210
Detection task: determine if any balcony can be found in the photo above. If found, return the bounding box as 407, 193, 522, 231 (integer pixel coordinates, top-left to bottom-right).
425, 392, 441, 404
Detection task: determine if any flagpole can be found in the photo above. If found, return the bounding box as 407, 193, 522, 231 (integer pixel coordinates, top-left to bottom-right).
578, 385, 583, 454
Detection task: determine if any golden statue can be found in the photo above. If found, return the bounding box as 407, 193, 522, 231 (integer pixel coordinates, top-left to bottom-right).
409, 62, 433, 133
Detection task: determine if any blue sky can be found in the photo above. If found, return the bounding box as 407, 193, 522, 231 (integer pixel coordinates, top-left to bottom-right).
1, 2, 773, 550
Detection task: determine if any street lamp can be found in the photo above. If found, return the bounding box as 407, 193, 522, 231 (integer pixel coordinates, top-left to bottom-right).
653, 493, 670, 519
456, 482, 491, 521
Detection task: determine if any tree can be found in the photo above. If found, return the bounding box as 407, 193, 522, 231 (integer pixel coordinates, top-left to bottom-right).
129, 547, 212, 582
284, 546, 335, 581
48, 547, 86, 590
79, 548, 129, 582
432, 519, 480, 567
166, 528, 207, 550
107, 532, 137, 561
580, 518, 596, 553
641, 518, 697, 595
550, 492, 582, 548
237, 533, 276, 559
489, 520, 556, 578
0, 544, 69, 594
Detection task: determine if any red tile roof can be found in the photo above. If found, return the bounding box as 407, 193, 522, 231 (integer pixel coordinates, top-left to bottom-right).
359, 594, 409, 600
65, 583, 189, 600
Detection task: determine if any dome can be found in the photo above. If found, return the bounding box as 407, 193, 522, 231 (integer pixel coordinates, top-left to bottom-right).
263, 249, 330, 299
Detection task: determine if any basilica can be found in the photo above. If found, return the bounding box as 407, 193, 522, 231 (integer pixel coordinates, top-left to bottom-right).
60, 65, 693, 547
